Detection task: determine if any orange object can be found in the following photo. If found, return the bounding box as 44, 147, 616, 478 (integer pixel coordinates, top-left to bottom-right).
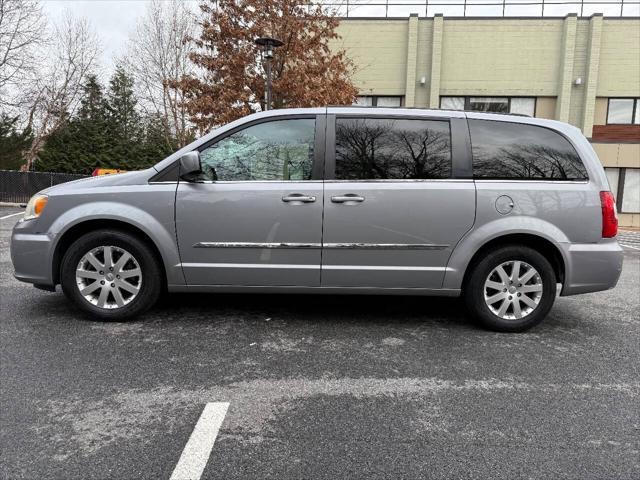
34, 196, 48, 216
92, 168, 126, 176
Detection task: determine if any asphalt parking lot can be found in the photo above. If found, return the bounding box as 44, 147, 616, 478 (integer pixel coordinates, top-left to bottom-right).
1, 205, 639, 480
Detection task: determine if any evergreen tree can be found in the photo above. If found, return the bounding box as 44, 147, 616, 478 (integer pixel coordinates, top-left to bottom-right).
0, 115, 33, 170
38, 75, 113, 174
138, 113, 175, 166
37, 68, 181, 174
106, 66, 142, 169
79, 75, 108, 121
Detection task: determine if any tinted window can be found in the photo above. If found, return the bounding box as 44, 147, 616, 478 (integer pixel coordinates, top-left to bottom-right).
335, 118, 451, 180
469, 119, 588, 180
199, 119, 315, 181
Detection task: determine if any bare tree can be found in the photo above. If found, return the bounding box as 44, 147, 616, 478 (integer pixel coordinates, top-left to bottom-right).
121, 0, 195, 149
21, 14, 99, 170
0, 0, 48, 109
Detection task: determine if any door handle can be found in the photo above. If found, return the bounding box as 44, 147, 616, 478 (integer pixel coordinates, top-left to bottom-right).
331, 194, 365, 203
282, 194, 316, 203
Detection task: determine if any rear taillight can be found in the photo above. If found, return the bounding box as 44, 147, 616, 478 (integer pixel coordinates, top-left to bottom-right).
600, 191, 618, 238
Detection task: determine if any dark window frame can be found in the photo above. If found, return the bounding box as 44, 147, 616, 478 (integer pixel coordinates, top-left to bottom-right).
468, 119, 590, 182
325, 114, 471, 181
605, 167, 623, 212
149, 161, 179, 183
439, 96, 537, 117
617, 168, 626, 213
606, 98, 639, 125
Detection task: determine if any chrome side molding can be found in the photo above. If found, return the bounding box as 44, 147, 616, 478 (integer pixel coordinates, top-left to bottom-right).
323, 243, 448, 250
194, 242, 321, 249
193, 242, 448, 250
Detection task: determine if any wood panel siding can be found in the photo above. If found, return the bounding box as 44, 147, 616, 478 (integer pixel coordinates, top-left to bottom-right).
592, 125, 640, 142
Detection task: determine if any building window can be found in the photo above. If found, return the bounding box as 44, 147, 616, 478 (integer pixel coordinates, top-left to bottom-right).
354, 96, 403, 107
510, 98, 536, 116
621, 169, 640, 213
604, 167, 640, 214
440, 96, 536, 117
469, 97, 509, 113
440, 97, 465, 111
607, 98, 640, 124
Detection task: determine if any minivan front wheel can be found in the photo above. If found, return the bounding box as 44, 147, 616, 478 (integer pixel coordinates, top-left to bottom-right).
60, 230, 162, 321
464, 246, 556, 332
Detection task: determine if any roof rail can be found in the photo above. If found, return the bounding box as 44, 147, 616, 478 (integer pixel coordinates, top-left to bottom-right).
326, 105, 532, 117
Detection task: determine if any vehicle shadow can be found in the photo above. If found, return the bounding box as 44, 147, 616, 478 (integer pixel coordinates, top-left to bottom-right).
153, 292, 474, 330
20, 287, 576, 333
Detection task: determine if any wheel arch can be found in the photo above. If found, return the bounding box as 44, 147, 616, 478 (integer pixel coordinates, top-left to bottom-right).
459, 233, 565, 292
444, 216, 570, 292
52, 219, 168, 287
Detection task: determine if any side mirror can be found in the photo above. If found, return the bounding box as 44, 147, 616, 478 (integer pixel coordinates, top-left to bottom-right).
178, 152, 202, 180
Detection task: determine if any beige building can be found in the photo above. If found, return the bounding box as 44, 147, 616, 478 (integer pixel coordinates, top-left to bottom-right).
333, 14, 640, 227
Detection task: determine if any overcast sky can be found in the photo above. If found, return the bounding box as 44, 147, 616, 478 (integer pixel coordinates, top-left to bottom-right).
41, 1, 153, 74
37, 0, 445, 76
39, 0, 634, 77
40, 0, 202, 78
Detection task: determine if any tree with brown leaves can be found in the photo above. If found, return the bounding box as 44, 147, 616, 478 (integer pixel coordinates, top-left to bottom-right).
172, 0, 358, 133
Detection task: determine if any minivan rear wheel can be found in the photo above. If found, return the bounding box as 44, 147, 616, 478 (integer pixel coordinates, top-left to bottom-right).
60, 229, 162, 321
463, 245, 556, 332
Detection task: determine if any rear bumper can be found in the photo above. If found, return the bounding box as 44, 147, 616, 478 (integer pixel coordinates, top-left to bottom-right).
10, 224, 55, 287
560, 240, 623, 296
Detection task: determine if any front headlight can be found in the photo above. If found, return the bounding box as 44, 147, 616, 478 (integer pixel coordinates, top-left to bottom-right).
24, 194, 48, 220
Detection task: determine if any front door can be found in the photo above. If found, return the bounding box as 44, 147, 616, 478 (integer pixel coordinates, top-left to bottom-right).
176, 116, 324, 286
321, 115, 476, 289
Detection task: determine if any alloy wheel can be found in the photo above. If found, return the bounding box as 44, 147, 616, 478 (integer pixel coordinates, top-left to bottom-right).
75, 245, 142, 309
484, 260, 543, 320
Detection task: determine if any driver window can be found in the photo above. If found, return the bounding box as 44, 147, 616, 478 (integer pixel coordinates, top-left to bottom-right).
199, 118, 315, 181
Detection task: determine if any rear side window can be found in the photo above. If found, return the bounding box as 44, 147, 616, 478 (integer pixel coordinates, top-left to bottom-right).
335, 118, 451, 180
469, 120, 588, 181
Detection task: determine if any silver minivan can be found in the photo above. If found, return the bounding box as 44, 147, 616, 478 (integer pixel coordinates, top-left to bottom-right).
10, 107, 623, 331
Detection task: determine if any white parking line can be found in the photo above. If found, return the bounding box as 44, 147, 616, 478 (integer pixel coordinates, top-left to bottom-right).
0, 212, 22, 220
621, 244, 640, 250
170, 402, 230, 480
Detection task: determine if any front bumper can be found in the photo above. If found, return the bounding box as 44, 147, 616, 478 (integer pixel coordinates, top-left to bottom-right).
10, 220, 56, 287
560, 240, 624, 296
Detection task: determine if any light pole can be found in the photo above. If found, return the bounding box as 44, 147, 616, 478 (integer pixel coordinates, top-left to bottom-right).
254, 37, 283, 111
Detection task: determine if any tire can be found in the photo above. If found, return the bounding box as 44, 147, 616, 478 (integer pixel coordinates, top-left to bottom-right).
463, 245, 556, 332
60, 229, 162, 321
